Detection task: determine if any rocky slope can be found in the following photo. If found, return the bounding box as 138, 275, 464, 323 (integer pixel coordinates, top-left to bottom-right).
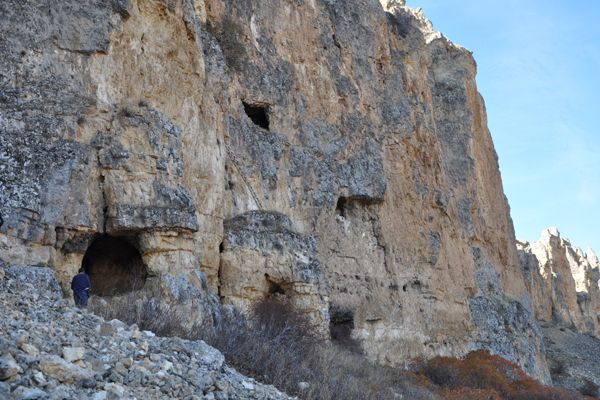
542, 323, 600, 395
0, 264, 291, 400
0, 0, 549, 381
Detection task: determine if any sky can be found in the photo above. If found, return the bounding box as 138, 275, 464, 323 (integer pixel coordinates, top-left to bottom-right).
405, 0, 600, 253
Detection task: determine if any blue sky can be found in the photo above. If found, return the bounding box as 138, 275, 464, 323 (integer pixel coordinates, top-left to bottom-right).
405, 0, 600, 253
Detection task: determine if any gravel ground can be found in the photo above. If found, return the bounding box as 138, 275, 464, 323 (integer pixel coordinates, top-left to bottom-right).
543, 323, 600, 397
0, 264, 292, 400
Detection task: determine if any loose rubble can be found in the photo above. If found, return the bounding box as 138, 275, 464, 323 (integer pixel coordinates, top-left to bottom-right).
0, 265, 292, 400
543, 323, 600, 396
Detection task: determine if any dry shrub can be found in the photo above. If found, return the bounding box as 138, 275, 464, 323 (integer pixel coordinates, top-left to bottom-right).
415, 350, 585, 400
93, 295, 438, 399
579, 379, 599, 398
89, 293, 189, 338
91, 296, 591, 400
442, 387, 502, 400
198, 297, 438, 400
550, 359, 566, 376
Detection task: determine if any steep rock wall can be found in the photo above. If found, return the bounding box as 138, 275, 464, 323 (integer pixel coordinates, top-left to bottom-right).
0, 0, 549, 381
518, 228, 600, 336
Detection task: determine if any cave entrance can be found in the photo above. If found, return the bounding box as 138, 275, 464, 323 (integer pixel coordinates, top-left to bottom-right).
329, 305, 362, 353
242, 101, 270, 130
329, 307, 355, 343
81, 235, 147, 296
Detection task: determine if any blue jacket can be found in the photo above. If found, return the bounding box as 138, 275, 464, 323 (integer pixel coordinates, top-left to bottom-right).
71, 272, 91, 293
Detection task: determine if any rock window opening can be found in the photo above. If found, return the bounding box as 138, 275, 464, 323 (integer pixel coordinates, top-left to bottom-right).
265, 274, 288, 296
329, 306, 358, 351
242, 101, 270, 130
81, 235, 147, 296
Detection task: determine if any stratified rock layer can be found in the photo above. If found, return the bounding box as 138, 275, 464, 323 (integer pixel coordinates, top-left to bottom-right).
0, 0, 548, 381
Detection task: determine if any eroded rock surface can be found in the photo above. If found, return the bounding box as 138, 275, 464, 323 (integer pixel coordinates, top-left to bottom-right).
0, 0, 549, 381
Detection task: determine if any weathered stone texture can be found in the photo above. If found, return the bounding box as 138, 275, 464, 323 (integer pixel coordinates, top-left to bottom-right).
0, 0, 551, 381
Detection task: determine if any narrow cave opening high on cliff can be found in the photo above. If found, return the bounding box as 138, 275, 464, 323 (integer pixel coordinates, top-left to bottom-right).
242, 100, 270, 130
81, 235, 148, 296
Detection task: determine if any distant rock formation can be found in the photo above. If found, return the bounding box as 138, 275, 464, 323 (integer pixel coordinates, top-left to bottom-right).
518, 228, 600, 336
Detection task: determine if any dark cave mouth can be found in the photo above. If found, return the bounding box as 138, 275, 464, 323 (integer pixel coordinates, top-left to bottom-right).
81, 235, 148, 297
242, 100, 270, 130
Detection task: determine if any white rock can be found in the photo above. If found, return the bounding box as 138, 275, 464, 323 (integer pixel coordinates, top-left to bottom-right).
241, 381, 254, 390
104, 382, 125, 397
62, 347, 85, 363
298, 381, 310, 391
0, 354, 22, 380
20, 343, 39, 357
32, 370, 46, 385
12, 386, 47, 400
161, 360, 173, 371
15, 331, 29, 346
92, 391, 108, 400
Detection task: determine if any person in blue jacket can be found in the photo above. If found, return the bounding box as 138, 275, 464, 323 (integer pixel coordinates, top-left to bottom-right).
71, 268, 91, 308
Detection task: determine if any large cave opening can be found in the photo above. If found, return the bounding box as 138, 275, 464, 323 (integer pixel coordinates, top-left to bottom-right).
81, 235, 147, 296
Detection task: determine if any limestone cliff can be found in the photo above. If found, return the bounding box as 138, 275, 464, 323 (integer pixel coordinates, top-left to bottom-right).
518, 228, 600, 337
0, 0, 549, 381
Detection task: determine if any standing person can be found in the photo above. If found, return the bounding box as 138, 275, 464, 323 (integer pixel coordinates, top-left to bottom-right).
71, 268, 91, 308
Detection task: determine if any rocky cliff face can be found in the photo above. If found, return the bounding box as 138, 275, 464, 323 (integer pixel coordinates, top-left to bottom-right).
518, 228, 600, 337
0, 0, 549, 381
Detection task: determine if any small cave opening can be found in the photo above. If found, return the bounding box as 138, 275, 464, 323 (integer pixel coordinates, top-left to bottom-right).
335, 197, 348, 218
329, 306, 361, 352
242, 101, 270, 130
335, 195, 380, 218
81, 235, 147, 297
402, 279, 422, 293
268, 281, 286, 295
265, 274, 287, 296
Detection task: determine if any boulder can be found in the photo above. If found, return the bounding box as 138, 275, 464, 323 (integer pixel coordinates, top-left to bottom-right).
39, 355, 94, 383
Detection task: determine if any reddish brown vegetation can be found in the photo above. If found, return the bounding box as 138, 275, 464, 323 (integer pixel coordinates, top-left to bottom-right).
415, 350, 592, 400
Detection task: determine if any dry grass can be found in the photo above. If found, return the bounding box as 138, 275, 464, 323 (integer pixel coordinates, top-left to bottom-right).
415, 351, 594, 400
91, 295, 437, 399
198, 298, 438, 400
89, 294, 187, 338
91, 295, 594, 400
